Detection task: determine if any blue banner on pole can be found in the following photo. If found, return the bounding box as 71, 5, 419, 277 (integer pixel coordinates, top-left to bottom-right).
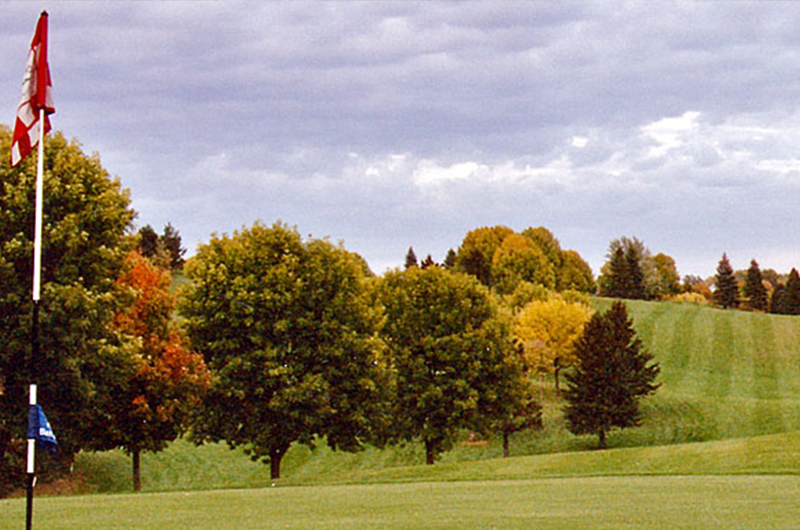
27, 404, 58, 455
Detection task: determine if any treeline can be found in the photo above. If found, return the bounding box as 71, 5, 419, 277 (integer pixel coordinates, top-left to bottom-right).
0, 129, 662, 495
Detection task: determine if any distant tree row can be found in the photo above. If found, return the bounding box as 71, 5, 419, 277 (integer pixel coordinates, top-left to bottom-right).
597, 236, 680, 300
137, 223, 186, 271
407, 225, 596, 296
714, 253, 800, 314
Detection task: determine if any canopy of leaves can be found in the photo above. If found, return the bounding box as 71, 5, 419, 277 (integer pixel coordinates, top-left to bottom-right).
377, 266, 523, 464
0, 127, 136, 493
180, 221, 384, 479
109, 251, 210, 490
514, 297, 593, 383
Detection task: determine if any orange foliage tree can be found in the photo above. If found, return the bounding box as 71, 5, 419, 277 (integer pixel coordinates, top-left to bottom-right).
109, 251, 210, 491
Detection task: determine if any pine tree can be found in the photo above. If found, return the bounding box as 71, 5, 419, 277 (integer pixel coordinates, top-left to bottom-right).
624, 246, 646, 300
714, 253, 739, 309
771, 284, 787, 315
404, 246, 418, 269
603, 247, 627, 298
743, 259, 768, 312
443, 249, 457, 269
785, 268, 800, 315
563, 301, 660, 448
138, 224, 159, 257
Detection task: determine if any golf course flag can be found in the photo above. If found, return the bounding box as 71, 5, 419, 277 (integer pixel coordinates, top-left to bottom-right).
27, 402, 58, 456
11, 11, 55, 168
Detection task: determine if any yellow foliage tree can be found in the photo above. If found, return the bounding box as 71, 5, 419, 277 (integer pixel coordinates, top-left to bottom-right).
514, 298, 593, 393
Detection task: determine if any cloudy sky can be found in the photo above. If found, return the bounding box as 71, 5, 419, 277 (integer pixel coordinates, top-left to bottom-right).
4, 1, 800, 278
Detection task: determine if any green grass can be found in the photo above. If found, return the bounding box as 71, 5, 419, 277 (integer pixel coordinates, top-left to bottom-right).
67, 299, 800, 494
7, 300, 800, 527
4, 475, 800, 529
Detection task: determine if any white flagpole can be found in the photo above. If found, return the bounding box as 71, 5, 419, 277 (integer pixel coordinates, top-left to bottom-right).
26, 107, 45, 530
33, 107, 45, 301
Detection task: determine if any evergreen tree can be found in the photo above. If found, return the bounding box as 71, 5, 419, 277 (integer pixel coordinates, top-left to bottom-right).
158, 223, 186, 270
771, 283, 787, 315
743, 259, 768, 312
404, 246, 418, 269
443, 248, 457, 269
602, 247, 627, 298
624, 246, 646, 300
137, 224, 159, 258
714, 253, 739, 309
785, 268, 800, 315
563, 302, 660, 448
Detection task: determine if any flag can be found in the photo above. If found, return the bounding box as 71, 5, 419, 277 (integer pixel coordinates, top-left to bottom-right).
11, 11, 55, 167
27, 404, 58, 455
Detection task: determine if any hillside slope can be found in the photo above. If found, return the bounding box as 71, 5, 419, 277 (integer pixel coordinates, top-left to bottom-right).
73, 299, 800, 492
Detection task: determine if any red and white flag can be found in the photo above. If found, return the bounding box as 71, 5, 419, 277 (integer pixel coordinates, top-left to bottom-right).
11, 12, 55, 167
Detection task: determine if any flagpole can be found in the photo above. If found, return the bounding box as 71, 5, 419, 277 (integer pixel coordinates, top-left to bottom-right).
26, 106, 45, 530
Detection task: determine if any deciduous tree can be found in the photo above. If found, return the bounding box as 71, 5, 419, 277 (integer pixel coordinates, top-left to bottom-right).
514, 297, 593, 393
377, 266, 521, 464
454, 225, 514, 287
180, 222, 384, 479
0, 127, 136, 494
109, 251, 210, 491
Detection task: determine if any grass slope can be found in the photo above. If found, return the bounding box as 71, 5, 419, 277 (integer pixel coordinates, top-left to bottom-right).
72, 299, 800, 493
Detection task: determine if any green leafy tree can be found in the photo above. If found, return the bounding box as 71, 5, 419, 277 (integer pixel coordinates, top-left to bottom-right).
454, 225, 514, 287
714, 253, 739, 309
559, 249, 596, 294
180, 222, 384, 479
377, 266, 521, 464
0, 127, 136, 494
743, 259, 768, 312
651, 253, 681, 298
563, 302, 660, 448
491, 233, 555, 294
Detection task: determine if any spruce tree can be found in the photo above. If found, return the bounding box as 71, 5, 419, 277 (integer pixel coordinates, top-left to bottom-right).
714, 253, 739, 309
404, 246, 418, 269
563, 302, 660, 448
603, 247, 627, 298
743, 259, 768, 312
624, 245, 646, 300
785, 268, 800, 315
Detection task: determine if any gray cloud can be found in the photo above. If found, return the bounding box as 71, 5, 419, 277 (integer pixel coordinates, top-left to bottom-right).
4, 1, 800, 278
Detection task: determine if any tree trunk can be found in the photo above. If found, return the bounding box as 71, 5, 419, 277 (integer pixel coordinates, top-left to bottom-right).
424, 438, 436, 465
503, 432, 510, 458
132, 449, 142, 492
269, 445, 289, 480
598, 429, 607, 449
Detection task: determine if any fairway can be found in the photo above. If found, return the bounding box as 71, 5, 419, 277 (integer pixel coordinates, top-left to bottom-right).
3, 475, 800, 529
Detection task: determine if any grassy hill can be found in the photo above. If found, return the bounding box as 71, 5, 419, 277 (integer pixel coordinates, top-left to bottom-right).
70, 298, 800, 493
